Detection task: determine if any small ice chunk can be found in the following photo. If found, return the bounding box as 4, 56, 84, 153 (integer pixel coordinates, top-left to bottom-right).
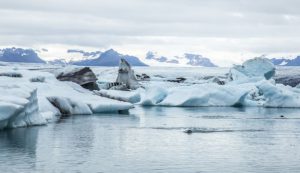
30, 76, 45, 82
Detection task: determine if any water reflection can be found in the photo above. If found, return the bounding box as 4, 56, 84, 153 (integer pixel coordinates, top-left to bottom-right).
0, 127, 39, 155
0, 107, 300, 172
0, 127, 39, 172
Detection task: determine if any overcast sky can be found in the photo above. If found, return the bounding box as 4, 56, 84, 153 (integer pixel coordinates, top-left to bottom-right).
0, 0, 300, 65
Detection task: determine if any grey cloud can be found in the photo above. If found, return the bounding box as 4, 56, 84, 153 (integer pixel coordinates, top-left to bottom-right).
0, 0, 300, 57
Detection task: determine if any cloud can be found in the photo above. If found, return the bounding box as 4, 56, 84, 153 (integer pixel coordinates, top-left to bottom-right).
1, 0, 300, 64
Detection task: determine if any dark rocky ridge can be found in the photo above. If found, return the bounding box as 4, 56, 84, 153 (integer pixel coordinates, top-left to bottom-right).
275, 76, 300, 87
56, 67, 99, 91
269, 56, 300, 66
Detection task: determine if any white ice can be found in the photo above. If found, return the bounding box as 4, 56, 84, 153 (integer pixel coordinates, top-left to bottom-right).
1, 57, 300, 130
136, 58, 300, 108
0, 64, 133, 129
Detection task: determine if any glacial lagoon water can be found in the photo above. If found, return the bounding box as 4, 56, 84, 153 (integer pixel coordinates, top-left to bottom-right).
0, 106, 300, 173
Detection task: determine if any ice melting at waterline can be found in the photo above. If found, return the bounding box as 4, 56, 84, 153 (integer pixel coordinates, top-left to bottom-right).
0, 64, 133, 130
138, 57, 300, 107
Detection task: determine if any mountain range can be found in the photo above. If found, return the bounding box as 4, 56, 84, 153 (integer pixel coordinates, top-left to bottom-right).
0, 47, 45, 63
4, 47, 300, 67
0, 47, 220, 67
145, 51, 217, 67
0, 47, 147, 66
70, 49, 147, 66
269, 56, 300, 66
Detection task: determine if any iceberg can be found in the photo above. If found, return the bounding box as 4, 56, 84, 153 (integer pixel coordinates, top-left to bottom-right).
229, 57, 275, 81
0, 85, 46, 130
257, 81, 300, 107
140, 84, 256, 107
138, 57, 300, 108
116, 58, 140, 90
2, 56, 300, 130
0, 65, 134, 129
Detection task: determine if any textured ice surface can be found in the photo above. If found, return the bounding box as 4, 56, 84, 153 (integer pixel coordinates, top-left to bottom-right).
1, 58, 300, 130
94, 90, 141, 103
136, 58, 300, 108
0, 64, 133, 128
229, 58, 275, 81
116, 58, 140, 90
93, 62, 300, 108
0, 84, 46, 129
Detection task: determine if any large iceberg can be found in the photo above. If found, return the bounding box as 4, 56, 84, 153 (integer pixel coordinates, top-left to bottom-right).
140, 83, 256, 107
0, 65, 133, 129
1, 57, 300, 130
138, 58, 300, 108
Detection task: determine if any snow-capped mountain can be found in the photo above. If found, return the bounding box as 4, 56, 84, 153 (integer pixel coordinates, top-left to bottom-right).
0, 47, 45, 63
269, 56, 300, 66
41, 49, 103, 65
144, 51, 217, 67
0, 47, 218, 67
67, 49, 102, 60
146, 51, 179, 64
47, 59, 68, 65
71, 49, 148, 66
185, 53, 217, 67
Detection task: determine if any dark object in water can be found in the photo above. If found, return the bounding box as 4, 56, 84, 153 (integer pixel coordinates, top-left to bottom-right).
167, 77, 186, 83
184, 129, 193, 134
0, 72, 22, 78
280, 115, 285, 118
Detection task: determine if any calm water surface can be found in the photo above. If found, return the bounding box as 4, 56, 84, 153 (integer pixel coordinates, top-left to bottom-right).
0, 106, 300, 173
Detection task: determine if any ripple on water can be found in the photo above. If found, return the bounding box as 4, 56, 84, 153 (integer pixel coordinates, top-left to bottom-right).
134, 127, 265, 134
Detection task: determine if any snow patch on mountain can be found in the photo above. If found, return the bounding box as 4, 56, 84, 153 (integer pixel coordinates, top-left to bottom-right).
67, 49, 102, 61
71, 49, 147, 66
0, 47, 45, 64
144, 51, 217, 67
269, 55, 300, 66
